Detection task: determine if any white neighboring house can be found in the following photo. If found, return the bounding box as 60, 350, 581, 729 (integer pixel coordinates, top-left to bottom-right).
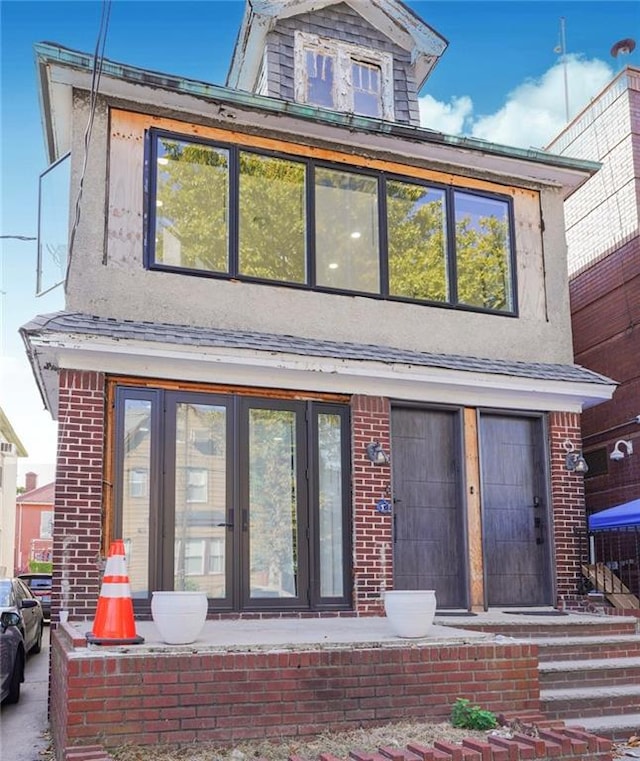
0, 406, 28, 576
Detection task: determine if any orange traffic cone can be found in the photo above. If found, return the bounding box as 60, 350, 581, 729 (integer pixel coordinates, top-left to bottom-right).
86, 539, 144, 645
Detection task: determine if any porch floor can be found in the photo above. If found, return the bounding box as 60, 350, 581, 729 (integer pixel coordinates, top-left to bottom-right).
70, 607, 622, 653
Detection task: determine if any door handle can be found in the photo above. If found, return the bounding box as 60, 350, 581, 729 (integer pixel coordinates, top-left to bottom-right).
217, 509, 234, 529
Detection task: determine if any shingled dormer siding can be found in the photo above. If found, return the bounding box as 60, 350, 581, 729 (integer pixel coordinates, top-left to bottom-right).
261, 2, 420, 125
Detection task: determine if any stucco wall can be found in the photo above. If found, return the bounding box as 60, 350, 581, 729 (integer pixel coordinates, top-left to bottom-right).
65, 99, 575, 365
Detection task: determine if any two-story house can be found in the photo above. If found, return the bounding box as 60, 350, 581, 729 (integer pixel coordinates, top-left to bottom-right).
23, 0, 616, 625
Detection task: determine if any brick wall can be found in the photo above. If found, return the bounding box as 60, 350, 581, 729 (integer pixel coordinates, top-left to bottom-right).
50, 626, 540, 754
53, 370, 106, 621
351, 395, 392, 614
570, 233, 640, 512
548, 411, 587, 608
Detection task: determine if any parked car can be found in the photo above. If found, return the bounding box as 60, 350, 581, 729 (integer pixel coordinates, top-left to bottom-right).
0, 610, 26, 703
18, 572, 52, 621
0, 578, 44, 656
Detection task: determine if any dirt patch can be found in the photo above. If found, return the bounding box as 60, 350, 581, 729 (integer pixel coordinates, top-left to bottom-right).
110, 720, 490, 761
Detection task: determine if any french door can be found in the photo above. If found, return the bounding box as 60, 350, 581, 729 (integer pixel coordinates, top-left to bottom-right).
114, 387, 351, 612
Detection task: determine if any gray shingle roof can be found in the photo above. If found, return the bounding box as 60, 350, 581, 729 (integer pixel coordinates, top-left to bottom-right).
21, 311, 615, 387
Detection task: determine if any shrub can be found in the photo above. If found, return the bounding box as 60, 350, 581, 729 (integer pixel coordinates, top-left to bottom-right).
451, 698, 498, 730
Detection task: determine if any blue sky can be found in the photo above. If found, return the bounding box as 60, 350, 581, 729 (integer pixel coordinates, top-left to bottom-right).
1, 0, 638, 485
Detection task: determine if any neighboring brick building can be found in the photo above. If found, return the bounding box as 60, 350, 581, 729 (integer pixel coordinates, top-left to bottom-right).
23, 0, 616, 625
547, 66, 640, 515
0, 405, 28, 576
15, 473, 54, 574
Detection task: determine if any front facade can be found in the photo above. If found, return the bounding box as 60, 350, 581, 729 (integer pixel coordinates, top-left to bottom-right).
24, 0, 615, 622
547, 66, 640, 515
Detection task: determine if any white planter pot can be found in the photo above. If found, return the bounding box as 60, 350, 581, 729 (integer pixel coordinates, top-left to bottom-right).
384, 589, 437, 638
151, 591, 208, 644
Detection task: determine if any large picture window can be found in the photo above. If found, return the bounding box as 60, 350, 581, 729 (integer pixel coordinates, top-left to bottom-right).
147, 130, 517, 315
114, 386, 351, 612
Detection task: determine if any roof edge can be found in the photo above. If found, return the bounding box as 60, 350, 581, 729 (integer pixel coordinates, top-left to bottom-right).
35, 42, 601, 179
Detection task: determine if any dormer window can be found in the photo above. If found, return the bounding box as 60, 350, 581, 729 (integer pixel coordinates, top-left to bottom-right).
294, 32, 393, 120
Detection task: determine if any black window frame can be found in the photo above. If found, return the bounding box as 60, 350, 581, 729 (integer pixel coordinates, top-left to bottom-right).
113, 385, 352, 613
145, 128, 518, 317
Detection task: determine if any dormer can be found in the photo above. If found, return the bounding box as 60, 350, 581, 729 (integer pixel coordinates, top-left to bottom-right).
227, 0, 448, 126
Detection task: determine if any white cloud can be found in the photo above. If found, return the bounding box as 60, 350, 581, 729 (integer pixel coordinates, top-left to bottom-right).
418, 56, 614, 149
419, 94, 473, 135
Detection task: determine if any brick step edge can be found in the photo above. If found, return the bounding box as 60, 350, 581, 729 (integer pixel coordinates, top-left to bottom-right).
64, 746, 114, 761
63, 721, 614, 761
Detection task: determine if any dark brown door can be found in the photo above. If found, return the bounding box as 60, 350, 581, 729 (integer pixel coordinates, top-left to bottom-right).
391, 408, 466, 608
479, 414, 551, 607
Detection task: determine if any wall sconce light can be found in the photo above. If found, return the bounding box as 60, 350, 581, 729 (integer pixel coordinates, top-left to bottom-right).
366, 440, 389, 465
610, 439, 634, 461
564, 440, 589, 474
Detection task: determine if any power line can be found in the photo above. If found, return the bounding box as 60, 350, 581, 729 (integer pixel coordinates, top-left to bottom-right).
0, 235, 36, 241
66, 0, 112, 284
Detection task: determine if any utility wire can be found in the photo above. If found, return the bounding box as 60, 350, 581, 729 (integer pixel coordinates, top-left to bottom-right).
0, 235, 37, 241
65, 0, 112, 286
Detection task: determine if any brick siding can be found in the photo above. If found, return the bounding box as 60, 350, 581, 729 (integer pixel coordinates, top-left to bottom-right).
548, 412, 588, 608
52, 370, 106, 620
50, 625, 540, 753
570, 233, 640, 512
351, 395, 393, 615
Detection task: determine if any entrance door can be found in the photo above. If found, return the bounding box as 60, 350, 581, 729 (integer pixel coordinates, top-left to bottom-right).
391, 408, 466, 608
479, 413, 551, 606
115, 387, 351, 613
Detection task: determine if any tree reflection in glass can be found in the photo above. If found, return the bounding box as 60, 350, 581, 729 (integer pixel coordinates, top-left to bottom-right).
248, 409, 298, 598
154, 138, 229, 273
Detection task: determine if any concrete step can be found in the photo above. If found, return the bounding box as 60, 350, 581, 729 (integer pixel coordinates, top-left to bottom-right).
541, 684, 640, 721
532, 634, 640, 662
539, 656, 640, 689
460, 617, 638, 639
564, 712, 640, 743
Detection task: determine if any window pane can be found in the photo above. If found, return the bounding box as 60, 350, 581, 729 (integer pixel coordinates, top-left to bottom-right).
248, 409, 298, 599
352, 60, 382, 118
455, 192, 513, 312
318, 414, 343, 597
387, 181, 448, 302
174, 403, 227, 597
122, 399, 152, 598
37, 153, 70, 295
306, 51, 334, 107
315, 167, 379, 292
154, 138, 229, 272
239, 152, 307, 283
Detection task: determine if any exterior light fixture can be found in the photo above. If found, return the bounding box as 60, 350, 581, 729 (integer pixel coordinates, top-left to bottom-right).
610, 439, 634, 461
563, 439, 589, 474
366, 440, 389, 465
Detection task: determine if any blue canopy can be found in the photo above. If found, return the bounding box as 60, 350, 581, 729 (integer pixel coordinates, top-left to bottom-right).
589, 499, 640, 531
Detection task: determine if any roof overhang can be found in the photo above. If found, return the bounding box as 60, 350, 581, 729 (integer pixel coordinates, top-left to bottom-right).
23, 325, 616, 421
226, 0, 448, 92
35, 43, 600, 196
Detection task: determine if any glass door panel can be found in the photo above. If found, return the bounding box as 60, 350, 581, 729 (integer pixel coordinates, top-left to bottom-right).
122, 398, 152, 598
248, 408, 299, 599
318, 413, 344, 597
174, 402, 227, 597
